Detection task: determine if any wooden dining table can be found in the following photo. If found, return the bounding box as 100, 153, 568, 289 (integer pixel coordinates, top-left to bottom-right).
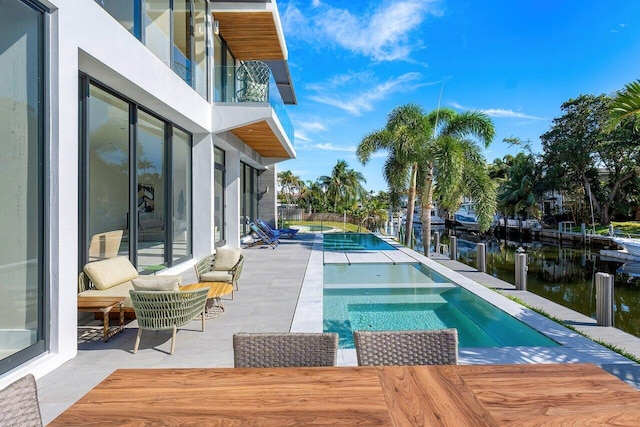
49, 363, 640, 426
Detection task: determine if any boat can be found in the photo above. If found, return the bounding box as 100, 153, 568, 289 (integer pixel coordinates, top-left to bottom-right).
412, 205, 445, 226
453, 203, 479, 230
612, 237, 640, 258
616, 261, 640, 278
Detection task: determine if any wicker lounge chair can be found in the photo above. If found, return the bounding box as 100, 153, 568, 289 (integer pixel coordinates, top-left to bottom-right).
0, 374, 42, 427
256, 218, 298, 239
248, 221, 279, 248
353, 329, 458, 366
194, 249, 244, 297
130, 287, 209, 354
233, 332, 338, 368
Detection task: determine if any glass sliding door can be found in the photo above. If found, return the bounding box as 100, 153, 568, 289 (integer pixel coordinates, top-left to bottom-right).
193, 0, 207, 98
214, 147, 225, 246
172, 0, 191, 85
143, 0, 171, 68
136, 110, 166, 271
87, 85, 131, 260
0, 0, 45, 372
172, 128, 191, 262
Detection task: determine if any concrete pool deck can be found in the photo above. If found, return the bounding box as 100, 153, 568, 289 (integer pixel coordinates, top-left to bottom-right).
38, 232, 640, 423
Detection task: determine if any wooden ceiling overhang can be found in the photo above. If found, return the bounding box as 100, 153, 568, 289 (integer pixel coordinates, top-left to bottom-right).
230, 120, 292, 158
213, 11, 285, 61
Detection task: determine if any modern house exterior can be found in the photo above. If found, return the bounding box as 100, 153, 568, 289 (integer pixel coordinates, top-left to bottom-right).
0, 0, 296, 385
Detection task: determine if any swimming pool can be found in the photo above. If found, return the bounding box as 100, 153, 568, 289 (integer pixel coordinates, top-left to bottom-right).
324, 263, 449, 287
323, 233, 396, 251
323, 263, 558, 349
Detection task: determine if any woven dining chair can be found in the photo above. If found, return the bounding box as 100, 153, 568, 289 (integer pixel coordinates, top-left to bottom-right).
0, 374, 43, 427
130, 288, 210, 355
233, 332, 338, 368
353, 329, 458, 366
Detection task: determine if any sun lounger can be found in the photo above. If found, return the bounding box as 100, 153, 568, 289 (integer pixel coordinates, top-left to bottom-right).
248, 222, 279, 248
256, 218, 299, 239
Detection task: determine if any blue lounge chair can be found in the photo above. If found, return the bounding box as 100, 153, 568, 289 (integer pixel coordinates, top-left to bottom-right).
248, 222, 279, 249
256, 218, 299, 239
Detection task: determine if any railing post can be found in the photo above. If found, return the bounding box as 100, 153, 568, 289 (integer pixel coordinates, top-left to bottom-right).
434, 232, 440, 255
477, 243, 486, 273
595, 272, 614, 327
515, 253, 527, 290
450, 236, 457, 261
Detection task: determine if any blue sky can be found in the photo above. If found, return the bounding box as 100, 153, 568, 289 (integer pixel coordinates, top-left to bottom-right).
278, 0, 640, 192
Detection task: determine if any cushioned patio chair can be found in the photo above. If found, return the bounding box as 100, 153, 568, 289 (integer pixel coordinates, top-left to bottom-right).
353, 329, 458, 366
248, 221, 279, 248
194, 248, 244, 298
130, 287, 209, 355
233, 332, 338, 368
256, 218, 299, 239
0, 374, 43, 427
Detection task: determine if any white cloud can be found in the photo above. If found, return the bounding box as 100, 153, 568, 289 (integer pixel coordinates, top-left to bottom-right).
313, 143, 357, 152
297, 120, 327, 132
309, 72, 423, 115
282, 0, 442, 61
451, 102, 547, 121
294, 130, 312, 142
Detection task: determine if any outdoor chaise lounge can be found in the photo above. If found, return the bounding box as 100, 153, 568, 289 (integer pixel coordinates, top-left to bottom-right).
353, 329, 458, 366
233, 332, 339, 367
256, 218, 299, 239
248, 221, 279, 248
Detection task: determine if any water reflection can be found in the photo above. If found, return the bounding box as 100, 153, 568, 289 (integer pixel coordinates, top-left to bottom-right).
412, 228, 640, 339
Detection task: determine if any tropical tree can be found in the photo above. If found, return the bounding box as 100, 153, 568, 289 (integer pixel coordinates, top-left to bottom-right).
277, 170, 303, 206
609, 79, 640, 131
496, 152, 543, 218
541, 94, 640, 224
357, 104, 427, 246
318, 160, 367, 213
418, 108, 496, 256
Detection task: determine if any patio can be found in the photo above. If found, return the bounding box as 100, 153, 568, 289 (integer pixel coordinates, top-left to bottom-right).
38, 234, 316, 424
37, 232, 640, 424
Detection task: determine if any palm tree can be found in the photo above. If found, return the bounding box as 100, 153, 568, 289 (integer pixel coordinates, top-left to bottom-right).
277, 170, 303, 206
319, 160, 367, 213
357, 104, 427, 246
609, 80, 640, 131
497, 152, 543, 218
418, 108, 496, 256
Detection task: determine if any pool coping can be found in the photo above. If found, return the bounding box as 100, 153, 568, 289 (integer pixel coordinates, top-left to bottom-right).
291, 234, 638, 367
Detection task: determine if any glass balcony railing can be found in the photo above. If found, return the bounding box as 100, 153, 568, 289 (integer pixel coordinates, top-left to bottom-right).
214, 61, 295, 146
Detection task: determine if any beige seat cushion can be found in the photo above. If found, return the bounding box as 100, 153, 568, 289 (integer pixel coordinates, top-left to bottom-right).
78, 281, 135, 307
200, 271, 233, 283
84, 256, 139, 290
132, 276, 181, 291
214, 248, 241, 271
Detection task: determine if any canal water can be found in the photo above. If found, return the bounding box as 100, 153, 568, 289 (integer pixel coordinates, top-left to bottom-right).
412, 228, 640, 339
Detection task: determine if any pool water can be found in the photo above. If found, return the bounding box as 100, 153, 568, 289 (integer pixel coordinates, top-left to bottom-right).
323, 233, 396, 251
323, 263, 558, 349
324, 263, 449, 287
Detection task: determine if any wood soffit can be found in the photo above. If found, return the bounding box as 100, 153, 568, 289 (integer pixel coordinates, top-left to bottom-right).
215, 12, 285, 60
230, 120, 291, 158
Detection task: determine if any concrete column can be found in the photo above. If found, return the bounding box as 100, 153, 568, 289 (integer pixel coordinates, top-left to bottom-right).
596, 273, 615, 327
192, 133, 215, 258
434, 232, 440, 254
477, 243, 486, 273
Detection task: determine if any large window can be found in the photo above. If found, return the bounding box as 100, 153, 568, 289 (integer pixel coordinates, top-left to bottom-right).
213, 34, 235, 102
96, 0, 208, 99
81, 80, 192, 271
241, 163, 259, 236
0, 0, 46, 373
214, 147, 225, 246
172, 129, 191, 261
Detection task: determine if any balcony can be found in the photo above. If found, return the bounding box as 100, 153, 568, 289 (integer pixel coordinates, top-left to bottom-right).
214, 61, 295, 159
